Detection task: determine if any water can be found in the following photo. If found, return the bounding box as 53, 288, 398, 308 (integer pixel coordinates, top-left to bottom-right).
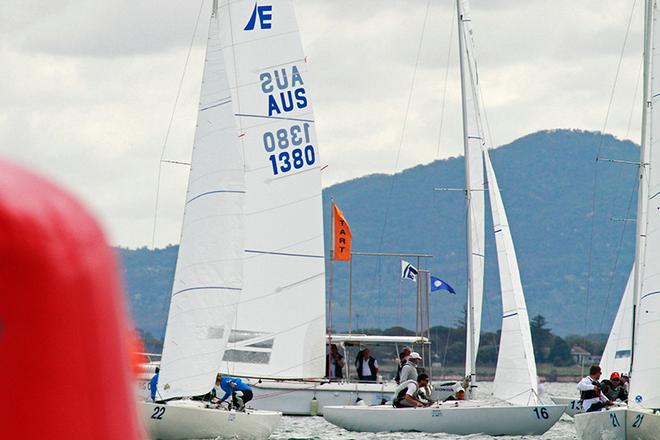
270, 382, 579, 440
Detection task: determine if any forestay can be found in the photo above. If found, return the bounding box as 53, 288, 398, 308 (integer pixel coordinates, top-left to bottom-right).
158, 7, 245, 399
456, 0, 486, 382
630, 0, 660, 409
217, 0, 326, 379
484, 151, 539, 406
600, 270, 633, 376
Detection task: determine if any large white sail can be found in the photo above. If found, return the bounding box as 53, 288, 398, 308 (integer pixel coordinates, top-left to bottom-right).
158, 6, 245, 399
600, 270, 633, 376
630, 0, 660, 409
456, 0, 486, 383
216, 0, 326, 379
484, 151, 539, 406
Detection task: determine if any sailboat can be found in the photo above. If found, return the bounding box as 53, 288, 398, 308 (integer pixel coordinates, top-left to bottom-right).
322, 0, 565, 435
574, 0, 660, 438
550, 271, 633, 418
138, 0, 330, 438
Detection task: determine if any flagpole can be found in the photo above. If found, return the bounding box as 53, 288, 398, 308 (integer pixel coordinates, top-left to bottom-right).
328, 198, 334, 338
348, 256, 353, 334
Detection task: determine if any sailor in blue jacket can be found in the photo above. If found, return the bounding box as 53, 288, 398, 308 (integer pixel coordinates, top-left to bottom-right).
212, 374, 253, 411
149, 367, 160, 402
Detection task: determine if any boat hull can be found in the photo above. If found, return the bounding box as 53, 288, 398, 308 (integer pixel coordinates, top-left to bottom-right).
138, 401, 281, 440
249, 380, 454, 415
322, 403, 565, 435
550, 395, 582, 417
574, 407, 660, 440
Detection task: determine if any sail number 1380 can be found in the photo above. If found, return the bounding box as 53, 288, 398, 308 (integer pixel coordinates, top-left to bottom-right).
263, 123, 316, 176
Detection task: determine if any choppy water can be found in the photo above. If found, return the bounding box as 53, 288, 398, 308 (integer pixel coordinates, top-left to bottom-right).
270, 382, 578, 440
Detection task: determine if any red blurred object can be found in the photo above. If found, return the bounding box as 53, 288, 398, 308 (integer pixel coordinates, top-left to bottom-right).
0, 160, 144, 439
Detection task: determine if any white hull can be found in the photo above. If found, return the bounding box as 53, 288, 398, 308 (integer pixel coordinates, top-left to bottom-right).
323, 402, 565, 435
249, 380, 455, 415
574, 407, 660, 440
138, 400, 281, 440
550, 395, 582, 417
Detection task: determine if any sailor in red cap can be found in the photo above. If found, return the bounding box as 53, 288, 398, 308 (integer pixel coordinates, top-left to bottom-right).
600, 371, 629, 403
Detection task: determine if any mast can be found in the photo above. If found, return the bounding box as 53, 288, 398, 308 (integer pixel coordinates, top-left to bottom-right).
456, 0, 482, 389
630, 0, 653, 374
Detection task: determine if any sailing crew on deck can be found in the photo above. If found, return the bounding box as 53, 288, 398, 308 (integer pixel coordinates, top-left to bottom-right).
443, 386, 466, 402
326, 343, 345, 380
213, 374, 254, 412
355, 348, 379, 382
577, 365, 614, 412
398, 351, 421, 383
600, 372, 628, 402
393, 373, 431, 408
395, 347, 412, 383
149, 367, 160, 402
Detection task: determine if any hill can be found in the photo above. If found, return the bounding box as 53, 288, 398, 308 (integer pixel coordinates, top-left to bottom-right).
120, 129, 639, 340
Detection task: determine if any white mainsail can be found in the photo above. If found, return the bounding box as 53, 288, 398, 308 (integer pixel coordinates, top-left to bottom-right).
456, 0, 486, 383
600, 270, 633, 376
158, 6, 245, 400
216, 0, 326, 379
484, 151, 539, 406
630, 0, 660, 409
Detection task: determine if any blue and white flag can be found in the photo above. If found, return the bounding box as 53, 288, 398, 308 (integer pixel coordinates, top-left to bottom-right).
430, 275, 456, 294
401, 260, 418, 282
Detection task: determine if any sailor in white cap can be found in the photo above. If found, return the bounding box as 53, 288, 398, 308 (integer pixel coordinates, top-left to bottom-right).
398, 351, 422, 384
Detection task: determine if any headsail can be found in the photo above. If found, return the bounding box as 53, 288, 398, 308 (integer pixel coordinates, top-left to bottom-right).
600, 270, 633, 376
216, 0, 326, 379
485, 151, 539, 406
158, 6, 245, 399
456, 0, 486, 384
630, 0, 660, 409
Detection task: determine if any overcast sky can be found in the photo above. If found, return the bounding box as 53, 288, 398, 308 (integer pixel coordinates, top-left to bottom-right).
0, 0, 645, 248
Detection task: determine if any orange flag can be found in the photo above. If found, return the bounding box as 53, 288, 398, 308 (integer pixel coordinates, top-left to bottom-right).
333, 203, 352, 261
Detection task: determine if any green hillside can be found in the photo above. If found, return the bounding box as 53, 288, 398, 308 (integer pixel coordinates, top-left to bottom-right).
120, 129, 639, 340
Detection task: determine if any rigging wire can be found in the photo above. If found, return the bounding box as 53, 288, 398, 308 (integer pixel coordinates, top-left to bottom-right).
436, 2, 456, 159
582, 0, 638, 337
369, 0, 432, 328
150, 0, 205, 249
626, 57, 644, 139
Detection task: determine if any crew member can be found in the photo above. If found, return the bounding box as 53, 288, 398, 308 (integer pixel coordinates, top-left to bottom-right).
398, 351, 422, 383
355, 348, 379, 382
393, 373, 431, 408
149, 367, 160, 402
443, 386, 466, 402
213, 374, 253, 411
395, 347, 412, 384
600, 372, 628, 402
577, 365, 613, 412
326, 343, 345, 380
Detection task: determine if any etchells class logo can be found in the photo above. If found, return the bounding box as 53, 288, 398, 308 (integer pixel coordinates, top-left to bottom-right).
244, 3, 272, 30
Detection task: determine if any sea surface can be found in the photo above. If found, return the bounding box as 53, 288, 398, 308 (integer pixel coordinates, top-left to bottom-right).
269, 382, 579, 440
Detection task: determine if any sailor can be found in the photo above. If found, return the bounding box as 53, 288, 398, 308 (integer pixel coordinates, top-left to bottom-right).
394, 347, 412, 384
398, 351, 422, 383
355, 348, 379, 382
214, 374, 253, 411
577, 365, 614, 412
149, 367, 159, 402
326, 343, 345, 380
443, 386, 466, 402
393, 373, 431, 408
600, 372, 628, 402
